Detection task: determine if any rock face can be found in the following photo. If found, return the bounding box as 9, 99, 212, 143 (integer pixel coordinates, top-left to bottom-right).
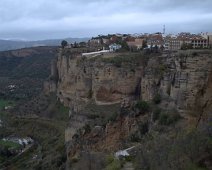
45, 49, 212, 169
47, 49, 212, 115
141, 52, 212, 115
49, 49, 143, 112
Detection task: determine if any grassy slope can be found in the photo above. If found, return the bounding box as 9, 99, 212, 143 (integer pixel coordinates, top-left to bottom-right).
0, 99, 15, 110
0, 94, 69, 169
0, 140, 21, 150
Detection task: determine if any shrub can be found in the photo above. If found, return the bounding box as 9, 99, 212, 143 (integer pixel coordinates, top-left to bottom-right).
83, 124, 91, 134
135, 101, 149, 114
87, 89, 93, 99
130, 132, 141, 142
155, 64, 167, 78
105, 155, 122, 170
153, 108, 161, 121
153, 94, 161, 104
159, 113, 181, 125
171, 113, 181, 123
138, 121, 149, 135
130, 121, 149, 142
107, 112, 119, 122
106, 158, 122, 170
159, 113, 169, 125
192, 52, 198, 56
87, 114, 100, 119
166, 84, 171, 95
61, 40, 68, 48
106, 154, 115, 165
71, 156, 79, 163
124, 155, 134, 162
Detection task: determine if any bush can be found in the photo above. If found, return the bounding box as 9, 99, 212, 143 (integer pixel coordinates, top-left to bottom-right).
130, 121, 149, 142
106, 158, 122, 170
124, 155, 134, 162
130, 132, 141, 142
159, 113, 169, 125
105, 155, 122, 170
138, 121, 149, 135
61, 40, 68, 48
83, 124, 91, 134
135, 101, 149, 114
87, 114, 100, 119
153, 108, 161, 121
71, 156, 79, 163
153, 94, 161, 104
106, 154, 115, 165
107, 112, 119, 122
87, 89, 93, 99
192, 52, 198, 56
159, 113, 181, 125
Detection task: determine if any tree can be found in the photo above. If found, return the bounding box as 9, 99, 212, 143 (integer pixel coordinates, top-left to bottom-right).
160, 45, 164, 51
155, 45, 159, 53
61, 40, 68, 48
74, 41, 78, 48
120, 41, 130, 51
153, 93, 161, 104
135, 100, 150, 114
142, 40, 148, 49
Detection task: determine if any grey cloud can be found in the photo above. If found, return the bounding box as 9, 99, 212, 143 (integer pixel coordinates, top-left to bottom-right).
0, 0, 212, 40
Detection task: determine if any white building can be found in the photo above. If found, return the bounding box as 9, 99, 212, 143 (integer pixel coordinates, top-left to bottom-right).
109, 43, 122, 52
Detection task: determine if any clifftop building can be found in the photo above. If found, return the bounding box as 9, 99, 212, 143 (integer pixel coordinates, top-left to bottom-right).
164, 32, 208, 51
201, 32, 212, 48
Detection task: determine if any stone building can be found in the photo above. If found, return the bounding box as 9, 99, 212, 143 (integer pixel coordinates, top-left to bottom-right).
178, 32, 208, 49
201, 32, 212, 48
164, 35, 181, 51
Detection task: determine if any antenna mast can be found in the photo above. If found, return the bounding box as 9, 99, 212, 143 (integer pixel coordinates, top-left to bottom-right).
163, 25, 166, 34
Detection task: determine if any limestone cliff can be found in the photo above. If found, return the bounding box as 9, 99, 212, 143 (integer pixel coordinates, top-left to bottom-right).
49, 49, 144, 112
141, 51, 212, 115
46, 49, 211, 117
45, 49, 212, 169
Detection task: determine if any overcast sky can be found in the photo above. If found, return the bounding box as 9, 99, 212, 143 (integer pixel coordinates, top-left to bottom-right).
0, 0, 212, 40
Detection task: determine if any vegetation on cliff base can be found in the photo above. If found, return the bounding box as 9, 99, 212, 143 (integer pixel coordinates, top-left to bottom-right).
0, 140, 21, 150
0, 94, 68, 169
153, 93, 161, 104
0, 99, 15, 110
134, 128, 211, 170
105, 155, 122, 170
159, 112, 181, 125
135, 100, 150, 114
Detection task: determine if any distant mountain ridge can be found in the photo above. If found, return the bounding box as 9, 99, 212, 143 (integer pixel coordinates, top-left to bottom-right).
0, 37, 90, 51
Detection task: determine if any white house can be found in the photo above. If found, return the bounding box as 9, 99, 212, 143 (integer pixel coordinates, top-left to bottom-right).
114, 146, 135, 159
109, 43, 122, 52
